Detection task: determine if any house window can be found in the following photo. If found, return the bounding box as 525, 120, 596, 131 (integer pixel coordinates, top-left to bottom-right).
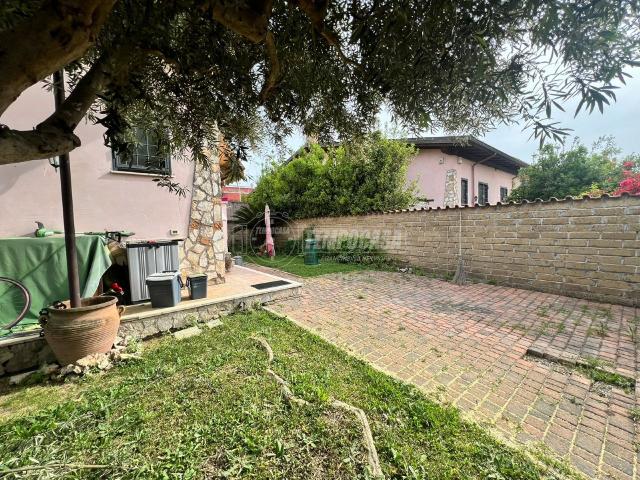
112, 128, 170, 174
500, 186, 508, 202
460, 178, 468, 206
478, 182, 489, 205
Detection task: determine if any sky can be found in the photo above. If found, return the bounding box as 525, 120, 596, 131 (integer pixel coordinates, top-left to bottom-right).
237, 69, 640, 187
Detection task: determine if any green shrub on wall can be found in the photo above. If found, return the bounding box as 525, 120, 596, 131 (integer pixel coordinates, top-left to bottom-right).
248, 132, 417, 219
321, 236, 382, 265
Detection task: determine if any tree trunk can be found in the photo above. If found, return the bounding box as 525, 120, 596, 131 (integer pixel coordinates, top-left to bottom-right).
0, 0, 116, 117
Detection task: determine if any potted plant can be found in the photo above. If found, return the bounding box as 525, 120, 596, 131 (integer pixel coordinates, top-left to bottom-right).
40, 297, 125, 365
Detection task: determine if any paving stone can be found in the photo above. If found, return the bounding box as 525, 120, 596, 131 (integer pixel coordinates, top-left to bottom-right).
574, 432, 604, 457
173, 326, 202, 340
265, 270, 639, 480
602, 452, 634, 477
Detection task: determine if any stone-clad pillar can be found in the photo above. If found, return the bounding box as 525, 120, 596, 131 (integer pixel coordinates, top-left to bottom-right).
443, 168, 458, 208
180, 157, 225, 283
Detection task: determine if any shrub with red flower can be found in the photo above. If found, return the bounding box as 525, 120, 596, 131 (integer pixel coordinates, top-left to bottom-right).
615, 159, 640, 195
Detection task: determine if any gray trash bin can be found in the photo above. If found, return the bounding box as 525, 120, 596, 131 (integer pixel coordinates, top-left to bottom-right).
187, 273, 208, 300
146, 271, 181, 308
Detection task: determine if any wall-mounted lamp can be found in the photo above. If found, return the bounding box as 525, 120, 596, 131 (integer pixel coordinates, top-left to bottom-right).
48, 157, 60, 171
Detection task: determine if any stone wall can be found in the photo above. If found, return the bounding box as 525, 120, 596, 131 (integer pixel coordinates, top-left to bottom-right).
180, 159, 226, 282
283, 194, 640, 306
0, 284, 301, 376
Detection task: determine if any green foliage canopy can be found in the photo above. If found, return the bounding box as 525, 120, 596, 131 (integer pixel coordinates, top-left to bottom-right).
248, 134, 417, 218
509, 139, 625, 201
0, 1, 639, 168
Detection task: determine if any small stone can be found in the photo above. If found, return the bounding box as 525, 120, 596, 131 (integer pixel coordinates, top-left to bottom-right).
60, 364, 83, 376
205, 319, 223, 329
191, 243, 206, 254
9, 371, 35, 385
173, 326, 202, 340
201, 211, 213, 224
158, 314, 176, 332
201, 181, 213, 196
187, 251, 200, 266
113, 336, 124, 347
38, 363, 59, 375
97, 356, 111, 370
192, 188, 206, 201
119, 353, 142, 362
76, 353, 107, 369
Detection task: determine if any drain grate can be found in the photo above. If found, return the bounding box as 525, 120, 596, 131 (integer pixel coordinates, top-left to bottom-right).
251, 280, 291, 290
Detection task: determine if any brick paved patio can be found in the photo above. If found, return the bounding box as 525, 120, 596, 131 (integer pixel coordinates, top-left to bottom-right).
263, 269, 639, 480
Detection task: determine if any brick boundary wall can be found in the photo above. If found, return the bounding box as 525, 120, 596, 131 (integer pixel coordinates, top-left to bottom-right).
281, 194, 640, 306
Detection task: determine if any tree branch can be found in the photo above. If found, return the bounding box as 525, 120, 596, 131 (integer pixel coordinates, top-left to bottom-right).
43, 54, 111, 133
0, 126, 80, 165
0, 52, 122, 164
0, 0, 116, 116
260, 31, 282, 101
203, 0, 274, 43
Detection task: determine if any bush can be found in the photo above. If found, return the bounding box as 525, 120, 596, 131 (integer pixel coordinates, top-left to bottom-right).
248, 132, 417, 219
283, 239, 303, 255
509, 138, 624, 202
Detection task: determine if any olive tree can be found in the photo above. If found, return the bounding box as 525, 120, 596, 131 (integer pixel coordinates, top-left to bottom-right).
0, 0, 639, 174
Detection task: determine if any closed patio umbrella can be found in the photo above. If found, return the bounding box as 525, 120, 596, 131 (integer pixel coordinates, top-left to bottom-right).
265, 204, 275, 257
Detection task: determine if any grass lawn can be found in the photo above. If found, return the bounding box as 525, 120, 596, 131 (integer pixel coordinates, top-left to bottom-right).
243, 254, 373, 277
0, 311, 576, 479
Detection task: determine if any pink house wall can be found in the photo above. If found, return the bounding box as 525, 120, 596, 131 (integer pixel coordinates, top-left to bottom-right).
0, 84, 194, 240
406, 149, 516, 208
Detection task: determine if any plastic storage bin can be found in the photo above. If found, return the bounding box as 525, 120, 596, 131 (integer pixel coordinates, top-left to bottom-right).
146, 271, 181, 308
187, 274, 208, 300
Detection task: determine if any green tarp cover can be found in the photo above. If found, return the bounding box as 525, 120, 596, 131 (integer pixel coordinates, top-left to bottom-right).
0, 235, 112, 331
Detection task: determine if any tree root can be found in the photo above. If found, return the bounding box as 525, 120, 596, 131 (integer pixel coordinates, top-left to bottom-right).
330, 399, 383, 477
267, 368, 310, 407
252, 335, 274, 363
252, 336, 384, 478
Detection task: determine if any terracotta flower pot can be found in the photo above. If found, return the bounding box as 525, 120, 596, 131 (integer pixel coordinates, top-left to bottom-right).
41, 296, 125, 365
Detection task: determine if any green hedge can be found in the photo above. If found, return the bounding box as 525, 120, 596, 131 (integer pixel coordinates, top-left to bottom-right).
248, 132, 417, 219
